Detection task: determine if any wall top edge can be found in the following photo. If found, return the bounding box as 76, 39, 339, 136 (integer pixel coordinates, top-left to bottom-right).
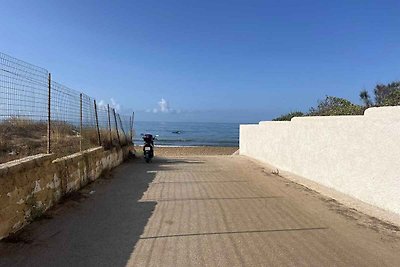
259, 121, 291, 125
0, 154, 55, 178
239, 124, 259, 127
253, 106, 400, 125
364, 106, 400, 118
291, 115, 363, 121
52, 147, 103, 163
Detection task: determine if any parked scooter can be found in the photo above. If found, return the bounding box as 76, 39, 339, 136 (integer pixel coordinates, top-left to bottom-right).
142, 134, 157, 163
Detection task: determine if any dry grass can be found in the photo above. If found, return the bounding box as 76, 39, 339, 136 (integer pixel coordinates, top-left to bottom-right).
0, 118, 47, 163
0, 117, 127, 164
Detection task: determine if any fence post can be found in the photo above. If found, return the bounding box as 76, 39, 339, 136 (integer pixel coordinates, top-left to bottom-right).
113, 109, 121, 146
118, 114, 127, 145
131, 112, 135, 145
129, 116, 132, 144
107, 104, 112, 145
129, 112, 135, 144
94, 100, 101, 146
47, 73, 51, 154
80, 93, 83, 151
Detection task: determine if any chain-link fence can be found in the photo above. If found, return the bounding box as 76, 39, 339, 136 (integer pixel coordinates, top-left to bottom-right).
0, 52, 134, 164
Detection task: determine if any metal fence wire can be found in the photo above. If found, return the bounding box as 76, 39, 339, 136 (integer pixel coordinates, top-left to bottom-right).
0, 52, 134, 164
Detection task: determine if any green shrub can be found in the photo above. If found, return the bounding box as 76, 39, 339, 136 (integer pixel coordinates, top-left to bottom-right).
273, 111, 304, 121
308, 96, 364, 116
374, 81, 400, 106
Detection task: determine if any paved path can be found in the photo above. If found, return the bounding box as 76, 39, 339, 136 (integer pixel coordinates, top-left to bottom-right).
1, 156, 400, 266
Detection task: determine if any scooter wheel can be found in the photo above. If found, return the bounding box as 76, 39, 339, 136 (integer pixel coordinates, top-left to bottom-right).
145, 158, 150, 163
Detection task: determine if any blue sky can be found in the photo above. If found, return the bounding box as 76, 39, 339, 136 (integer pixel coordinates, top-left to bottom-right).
1, 0, 399, 122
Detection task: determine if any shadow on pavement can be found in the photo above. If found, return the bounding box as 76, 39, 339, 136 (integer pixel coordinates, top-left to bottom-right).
0, 156, 188, 267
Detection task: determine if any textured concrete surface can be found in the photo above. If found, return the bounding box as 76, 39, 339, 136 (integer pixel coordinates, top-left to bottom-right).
0, 146, 130, 240
1, 155, 400, 266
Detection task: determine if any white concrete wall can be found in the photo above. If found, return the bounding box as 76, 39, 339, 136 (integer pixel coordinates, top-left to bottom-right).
240, 106, 400, 216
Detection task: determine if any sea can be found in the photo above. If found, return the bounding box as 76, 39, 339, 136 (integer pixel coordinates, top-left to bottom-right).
133, 121, 239, 147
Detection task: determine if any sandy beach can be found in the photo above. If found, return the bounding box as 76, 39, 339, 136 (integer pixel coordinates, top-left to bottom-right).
134, 146, 238, 157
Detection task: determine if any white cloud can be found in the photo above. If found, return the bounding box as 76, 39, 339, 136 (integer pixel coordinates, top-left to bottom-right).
96, 98, 121, 112
110, 98, 121, 112
98, 100, 106, 107
158, 98, 170, 113
148, 98, 177, 113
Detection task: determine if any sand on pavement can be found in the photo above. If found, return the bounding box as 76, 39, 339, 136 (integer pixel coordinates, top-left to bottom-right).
134, 145, 238, 157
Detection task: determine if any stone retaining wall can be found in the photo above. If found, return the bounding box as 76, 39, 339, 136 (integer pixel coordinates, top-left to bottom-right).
0, 146, 131, 239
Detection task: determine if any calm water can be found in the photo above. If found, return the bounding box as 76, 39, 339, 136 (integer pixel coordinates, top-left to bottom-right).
133, 121, 239, 147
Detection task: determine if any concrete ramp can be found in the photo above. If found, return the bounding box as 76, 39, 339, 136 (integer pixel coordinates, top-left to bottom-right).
127, 156, 400, 266
1, 156, 400, 266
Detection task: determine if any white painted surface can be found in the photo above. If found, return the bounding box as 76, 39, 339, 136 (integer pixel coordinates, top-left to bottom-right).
240, 106, 400, 215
